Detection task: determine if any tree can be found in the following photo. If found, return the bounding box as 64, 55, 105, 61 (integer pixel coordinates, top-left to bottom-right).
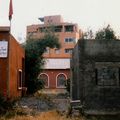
95, 25, 116, 40
24, 31, 60, 94
83, 29, 94, 39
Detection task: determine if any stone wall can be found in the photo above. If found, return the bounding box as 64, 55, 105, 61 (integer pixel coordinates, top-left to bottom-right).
71, 39, 120, 113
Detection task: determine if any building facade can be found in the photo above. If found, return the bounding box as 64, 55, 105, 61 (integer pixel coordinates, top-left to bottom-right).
71, 39, 120, 114
0, 27, 25, 99
27, 15, 82, 92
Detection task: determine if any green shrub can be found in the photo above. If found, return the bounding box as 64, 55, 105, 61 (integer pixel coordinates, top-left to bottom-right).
0, 94, 14, 114
27, 78, 44, 94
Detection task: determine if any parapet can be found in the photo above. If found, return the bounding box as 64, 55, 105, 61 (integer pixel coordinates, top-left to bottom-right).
0, 26, 10, 33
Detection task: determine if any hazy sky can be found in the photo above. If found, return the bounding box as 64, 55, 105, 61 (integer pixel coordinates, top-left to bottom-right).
0, 0, 120, 42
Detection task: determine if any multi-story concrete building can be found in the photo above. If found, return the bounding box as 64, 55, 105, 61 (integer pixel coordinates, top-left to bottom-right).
27, 15, 82, 93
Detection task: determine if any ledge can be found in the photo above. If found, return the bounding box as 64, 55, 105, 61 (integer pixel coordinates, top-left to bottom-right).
0, 26, 10, 32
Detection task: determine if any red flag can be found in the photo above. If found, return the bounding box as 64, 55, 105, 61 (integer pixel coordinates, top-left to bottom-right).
9, 0, 13, 20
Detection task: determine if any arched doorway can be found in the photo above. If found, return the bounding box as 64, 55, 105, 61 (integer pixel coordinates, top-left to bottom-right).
39, 73, 49, 88
56, 73, 67, 88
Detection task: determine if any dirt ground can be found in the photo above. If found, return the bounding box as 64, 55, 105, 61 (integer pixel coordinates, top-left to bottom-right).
0, 92, 84, 120
6, 110, 83, 120
1, 92, 120, 120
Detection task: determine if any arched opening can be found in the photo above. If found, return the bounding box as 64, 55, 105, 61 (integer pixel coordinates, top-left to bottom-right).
56, 73, 67, 88
39, 73, 49, 88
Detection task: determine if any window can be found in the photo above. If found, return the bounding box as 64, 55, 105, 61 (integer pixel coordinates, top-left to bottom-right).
64, 38, 75, 43
54, 26, 62, 32
55, 49, 60, 54
65, 25, 74, 32
65, 48, 73, 54
96, 67, 119, 86
57, 74, 66, 88
95, 62, 120, 87
18, 69, 22, 90
39, 74, 49, 88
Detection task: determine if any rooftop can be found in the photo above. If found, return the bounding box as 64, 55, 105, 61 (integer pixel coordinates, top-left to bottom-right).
0, 26, 10, 32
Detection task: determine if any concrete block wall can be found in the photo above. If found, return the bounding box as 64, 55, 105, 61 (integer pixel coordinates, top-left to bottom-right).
71, 39, 120, 113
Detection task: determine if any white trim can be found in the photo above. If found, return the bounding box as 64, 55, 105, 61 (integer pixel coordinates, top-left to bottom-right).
44, 58, 70, 69
18, 69, 22, 72
56, 73, 67, 88
18, 69, 22, 90
39, 73, 49, 88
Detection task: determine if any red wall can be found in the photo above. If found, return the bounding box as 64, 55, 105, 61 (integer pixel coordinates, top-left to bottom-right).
41, 69, 70, 88
0, 31, 9, 97
9, 35, 25, 99
0, 28, 25, 99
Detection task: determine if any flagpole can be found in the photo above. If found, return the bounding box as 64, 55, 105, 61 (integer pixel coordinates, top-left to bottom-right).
9, 0, 13, 34
9, 20, 11, 35
7, 0, 13, 99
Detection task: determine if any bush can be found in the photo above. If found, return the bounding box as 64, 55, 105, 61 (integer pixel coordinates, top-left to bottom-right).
0, 94, 14, 114
27, 78, 44, 94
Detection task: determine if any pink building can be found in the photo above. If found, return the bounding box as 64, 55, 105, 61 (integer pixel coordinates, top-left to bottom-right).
27, 15, 82, 93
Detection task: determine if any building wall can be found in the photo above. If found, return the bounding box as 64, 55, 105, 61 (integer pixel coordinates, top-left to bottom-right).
8, 35, 25, 99
0, 27, 25, 99
40, 69, 70, 88
44, 32, 79, 58
71, 39, 120, 113
44, 15, 63, 24
0, 30, 9, 97
27, 25, 80, 57
70, 42, 82, 100
27, 16, 81, 59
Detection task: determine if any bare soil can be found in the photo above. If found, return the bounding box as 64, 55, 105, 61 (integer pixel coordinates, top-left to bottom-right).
0, 93, 83, 120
